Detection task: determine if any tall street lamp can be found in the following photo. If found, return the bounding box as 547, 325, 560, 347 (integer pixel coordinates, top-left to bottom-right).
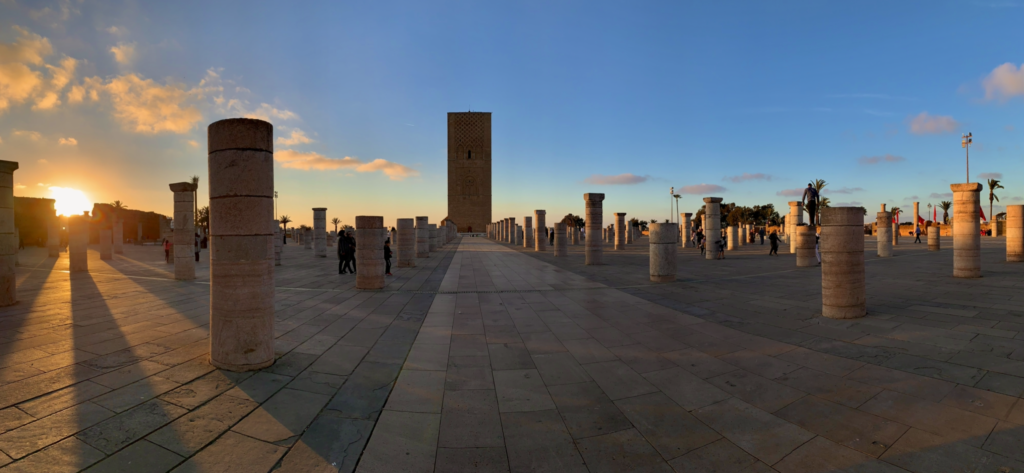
962, 132, 973, 183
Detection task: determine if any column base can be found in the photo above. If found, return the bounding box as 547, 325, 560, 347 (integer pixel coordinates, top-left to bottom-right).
209, 356, 274, 372
650, 275, 676, 283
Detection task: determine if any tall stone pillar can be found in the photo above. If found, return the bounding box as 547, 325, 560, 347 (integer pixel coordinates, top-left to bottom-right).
208, 118, 275, 371
397, 219, 415, 267
626, 222, 634, 244
727, 226, 738, 250
69, 212, 88, 272
704, 198, 722, 261
572, 227, 580, 245
356, 216, 385, 289
95, 204, 114, 261
584, 194, 604, 265
553, 222, 567, 257
788, 201, 804, 254
313, 208, 326, 258
415, 217, 429, 258
514, 225, 522, 246
821, 207, 865, 319
535, 210, 547, 252
649, 223, 677, 282
429, 224, 438, 252
507, 218, 515, 245
952, 183, 982, 278
681, 213, 691, 248
796, 226, 816, 267
928, 223, 940, 251
47, 202, 59, 257
614, 213, 627, 250
273, 220, 282, 266
1007, 205, 1023, 262
0, 161, 16, 306
524, 216, 533, 248
877, 204, 892, 257
168, 185, 196, 279
913, 201, 920, 236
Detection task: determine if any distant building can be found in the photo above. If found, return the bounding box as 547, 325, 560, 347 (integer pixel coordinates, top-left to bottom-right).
447, 112, 491, 233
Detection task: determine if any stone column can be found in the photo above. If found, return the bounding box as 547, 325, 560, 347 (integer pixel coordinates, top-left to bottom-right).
952, 183, 982, 278
507, 218, 515, 245
1007, 205, 1023, 262
415, 217, 429, 258
429, 224, 438, 252
356, 216, 385, 289
649, 222, 677, 282
614, 213, 626, 250
523, 216, 534, 248
821, 207, 865, 319
169, 184, 196, 280
704, 198, 722, 261
553, 222, 567, 257
928, 223, 940, 251
727, 226, 738, 250
913, 201, 920, 236
95, 204, 114, 261
892, 217, 899, 246
273, 220, 282, 266
572, 227, 580, 245
47, 205, 60, 257
69, 212, 88, 272
313, 208, 326, 257
0, 161, 16, 306
877, 204, 892, 258
584, 194, 604, 264
304, 228, 312, 249
397, 218, 415, 267
788, 201, 804, 254
113, 217, 124, 255
534, 210, 547, 252
512, 225, 520, 246
208, 118, 275, 371
626, 222, 634, 244
796, 226, 817, 267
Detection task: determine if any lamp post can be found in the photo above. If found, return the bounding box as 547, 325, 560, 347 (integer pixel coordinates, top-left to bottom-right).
962, 132, 973, 183
274, 191, 278, 220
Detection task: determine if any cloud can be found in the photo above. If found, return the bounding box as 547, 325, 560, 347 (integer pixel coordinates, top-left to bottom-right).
833, 201, 863, 207
908, 112, 959, 135
275, 150, 419, 180
978, 172, 1003, 179
11, 129, 41, 140
929, 192, 953, 199
36, 182, 50, 187
110, 42, 136, 65
105, 26, 128, 36
724, 173, 772, 183
776, 188, 804, 197
1010, 196, 1024, 202
0, 26, 53, 65
226, 101, 298, 121
92, 73, 203, 134
14, 183, 25, 189
583, 173, 649, 185
187, 140, 199, 148
857, 154, 906, 165
904, 195, 920, 201
678, 184, 726, 195
276, 128, 314, 146
982, 63, 1024, 101
57, 137, 76, 146
826, 187, 864, 195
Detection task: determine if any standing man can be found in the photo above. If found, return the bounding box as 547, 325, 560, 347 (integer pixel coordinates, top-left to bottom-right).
802, 183, 820, 227
384, 240, 393, 277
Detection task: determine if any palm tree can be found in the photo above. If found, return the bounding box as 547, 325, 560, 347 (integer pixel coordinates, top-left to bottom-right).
939, 201, 952, 224
190, 175, 200, 228
804, 179, 828, 224
279, 215, 292, 239
196, 206, 210, 235
110, 200, 128, 211
331, 218, 341, 234
988, 178, 1003, 227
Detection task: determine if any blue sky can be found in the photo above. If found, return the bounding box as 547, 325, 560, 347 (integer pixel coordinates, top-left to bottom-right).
0, 0, 1021, 226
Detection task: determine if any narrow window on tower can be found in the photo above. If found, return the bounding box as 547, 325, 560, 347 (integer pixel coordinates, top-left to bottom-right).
467, 150, 472, 160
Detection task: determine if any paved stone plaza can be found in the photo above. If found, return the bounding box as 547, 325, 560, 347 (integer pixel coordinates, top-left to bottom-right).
1, 235, 1024, 472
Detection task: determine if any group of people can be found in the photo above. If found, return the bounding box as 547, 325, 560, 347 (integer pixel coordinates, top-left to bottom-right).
336, 230, 393, 277
162, 233, 203, 263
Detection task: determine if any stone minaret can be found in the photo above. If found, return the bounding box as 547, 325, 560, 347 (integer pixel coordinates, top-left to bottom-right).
447, 112, 491, 234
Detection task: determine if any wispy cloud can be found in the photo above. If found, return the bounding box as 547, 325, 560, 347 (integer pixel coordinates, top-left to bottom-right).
275, 150, 419, 180
857, 154, 905, 165
929, 192, 954, 199
776, 188, 804, 197
833, 201, 863, 207
978, 172, 1003, 179
982, 63, 1024, 101
723, 173, 772, 183
908, 112, 959, 135
583, 173, 649, 185
89, 73, 203, 134
826, 187, 864, 195
276, 128, 314, 146
678, 184, 726, 195
57, 137, 76, 146
110, 42, 136, 65
11, 129, 41, 140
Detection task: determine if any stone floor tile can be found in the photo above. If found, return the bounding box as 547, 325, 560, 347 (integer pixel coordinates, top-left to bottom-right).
708, 370, 805, 413
76, 399, 186, 454
0, 402, 113, 459
662, 348, 738, 379
608, 344, 677, 374
493, 369, 555, 412
81, 439, 183, 473
356, 410, 440, 473
718, 349, 801, 380
159, 370, 250, 410
574, 431, 675, 473
881, 427, 1024, 472
151, 356, 215, 385
446, 366, 494, 391
364, 340, 413, 365
231, 388, 331, 444
92, 376, 181, 413
667, 438, 760, 473
0, 409, 33, 437
630, 331, 689, 354
881, 353, 986, 386
147, 394, 258, 457
404, 342, 449, 371
614, 392, 721, 460
773, 435, 907, 473
582, 361, 659, 400
438, 390, 504, 448
776, 346, 865, 377
306, 343, 371, 376
561, 339, 618, 364
500, 409, 587, 473
940, 385, 1019, 421
326, 362, 401, 420
265, 351, 319, 377
692, 398, 814, 465
384, 369, 445, 413
532, 352, 592, 386
287, 370, 347, 395
547, 382, 633, 439
775, 395, 908, 458
975, 371, 1024, 398
775, 367, 882, 408
858, 389, 997, 447
450, 334, 489, 357
844, 363, 956, 403
0, 437, 105, 473
275, 414, 374, 473
90, 361, 169, 390
983, 421, 1024, 463
0, 365, 104, 410
169, 431, 286, 473
223, 371, 292, 403
434, 447, 510, 473
521, 332, 568, 355
586, 327, 637, 348
16, 380, 111, 418
642, 367, 731, 411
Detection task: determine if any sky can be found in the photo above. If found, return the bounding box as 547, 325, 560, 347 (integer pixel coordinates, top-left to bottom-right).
0, 0, 1022, 227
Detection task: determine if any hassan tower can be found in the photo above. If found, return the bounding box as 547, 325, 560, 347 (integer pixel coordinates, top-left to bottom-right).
447, 112, 492, 233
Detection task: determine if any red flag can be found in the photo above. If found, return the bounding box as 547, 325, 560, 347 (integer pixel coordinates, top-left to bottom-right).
917, 215, 925, 225
933, 207, 937, 222
980, 206, 987, 222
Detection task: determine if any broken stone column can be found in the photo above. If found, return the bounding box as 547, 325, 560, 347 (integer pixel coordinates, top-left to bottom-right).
47, 203, 59, 257
913, 201, 920, 236
615, 213, 627, 250
553, 222, 567, 257
821, 207, 865, 319
356, 216, 385, 290
877, 204, 892, 257
626, 222, 634, 244
168, 184, 196, 280
572, 226, 580, 245
1007, 205, 1023, 262
273, 220, 282, 266
113, 217, 124, 255
681, 213, 692, 248
796, 225, 817, 267
415, 217, 429, 258
208, 118, 275, 371
69, 211, 88, 273
892, 219, 899, 246
397, 218, 415, 267
428, 224, 438, 252
788, 201, 804, 254
523, 216, 534, 249
952, 183, 982, 278
94, 204, 114, 261
928, 223, 940, 251
313, 208, 326, 258
704, 198, 722, 261
727, 226, 738, 250
584, 194, 604, 264
507, 218, 515, 245
649, 222, 677, 282
0, 160, 16, 306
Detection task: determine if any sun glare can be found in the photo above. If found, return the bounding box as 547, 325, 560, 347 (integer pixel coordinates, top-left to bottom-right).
50, 187, 93, 216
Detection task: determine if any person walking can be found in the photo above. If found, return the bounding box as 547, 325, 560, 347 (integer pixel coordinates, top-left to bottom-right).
339, 232, 355, 274
914, 227, 922, 243
194, 233, 201, 262
759, 227, 765, 244
697, 229, 705, 256
768, 231, 780, 255
802, 183, 820, 227
384, 240, 393, 276
163, 238, 172, 263
716, 237, 726, 260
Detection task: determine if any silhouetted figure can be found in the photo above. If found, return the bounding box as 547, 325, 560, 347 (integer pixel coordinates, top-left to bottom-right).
769, 231, 780, 256
384, 240, 392, 276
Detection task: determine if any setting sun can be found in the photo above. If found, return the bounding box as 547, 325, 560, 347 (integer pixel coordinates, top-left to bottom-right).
50, 187, 93, 217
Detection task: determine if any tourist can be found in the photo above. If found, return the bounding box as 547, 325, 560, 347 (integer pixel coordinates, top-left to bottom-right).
716, 238, 726, 259
697, 229, 705, 255
384, 240, 392, 276
803, 183, 819, 226
163, 238, 171, 263
768, 231, 780, 255
194, 233, 200, 262
759, 227, 765, 244
815, 230, 821, 265
914, 227, 922, 243
336, 233, 346, 274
